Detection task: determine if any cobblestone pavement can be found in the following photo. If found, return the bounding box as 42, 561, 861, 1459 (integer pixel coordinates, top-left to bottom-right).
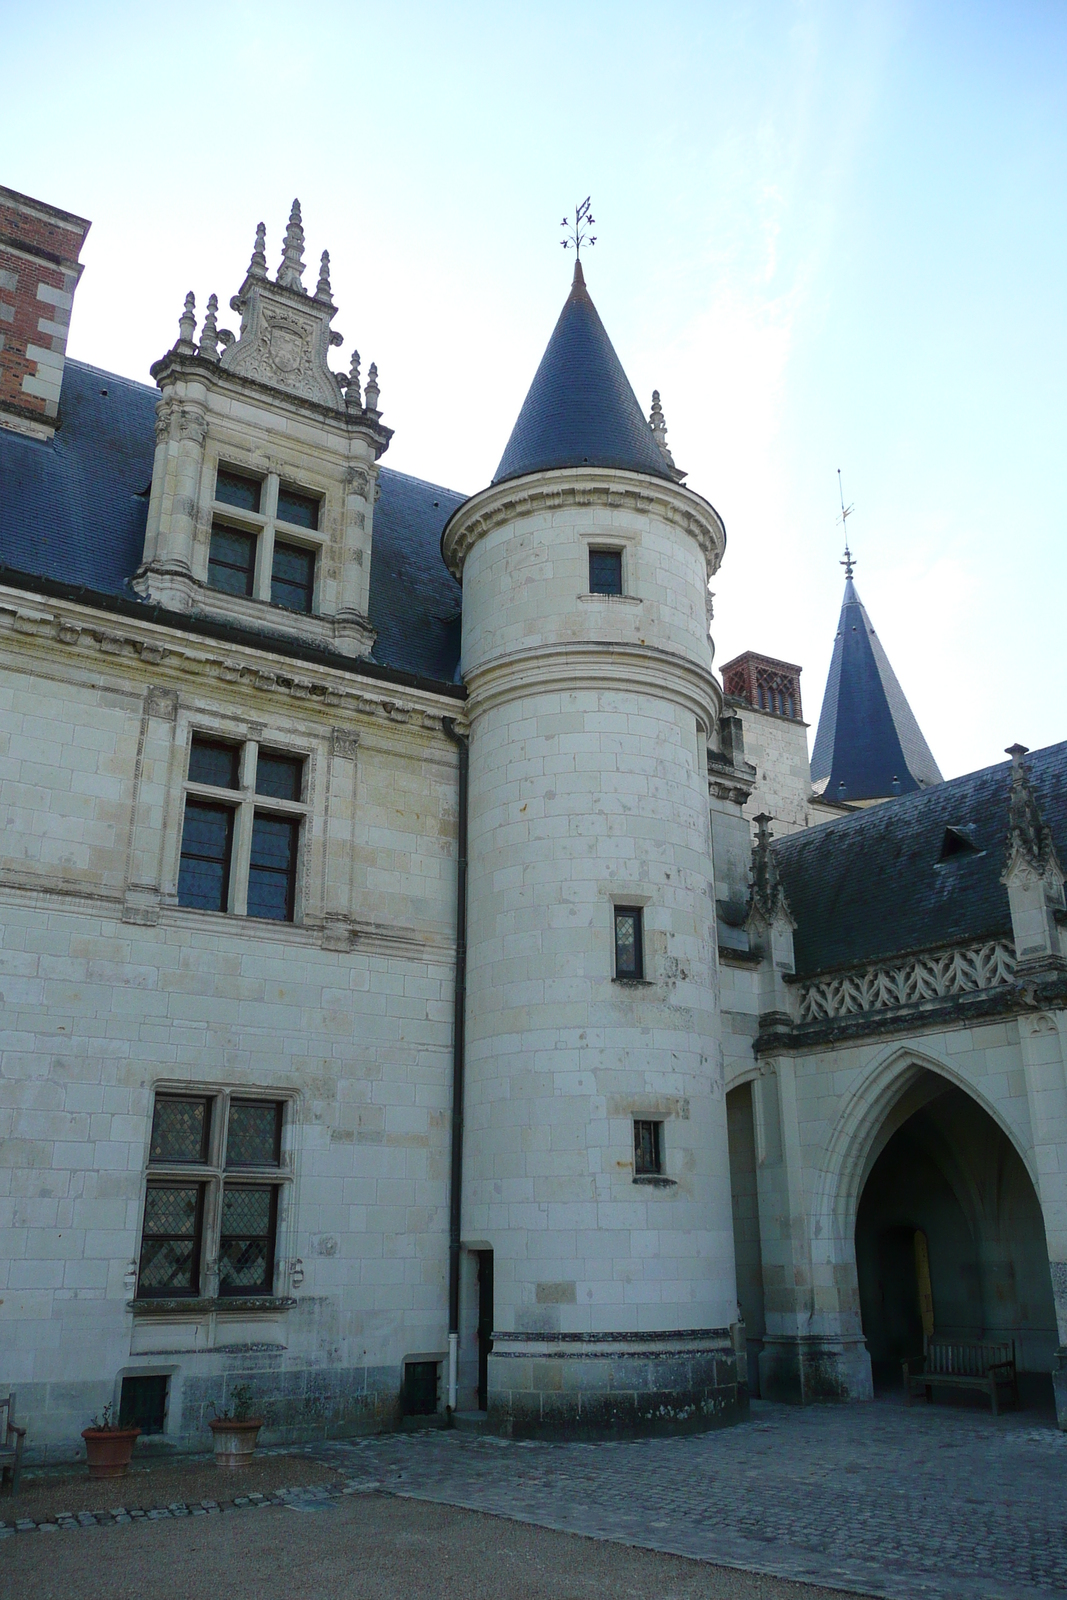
310, 1398, 1067, 1600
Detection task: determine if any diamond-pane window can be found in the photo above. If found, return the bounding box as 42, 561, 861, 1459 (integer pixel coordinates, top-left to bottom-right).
188, 738, 240, 791
149, 1096, 211, 1164
276, 486, 319, 530
255, 753, 303, 802
219, 1185, 277, 1295
215, 469, 262, 514
614, 906, 644, 979
137, 1183, 204, 1297
227, 1101, 282, 1168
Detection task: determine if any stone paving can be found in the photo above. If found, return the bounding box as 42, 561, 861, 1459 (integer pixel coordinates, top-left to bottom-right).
313, 1399, 1067, 1600
4, 1399, 1066, 1600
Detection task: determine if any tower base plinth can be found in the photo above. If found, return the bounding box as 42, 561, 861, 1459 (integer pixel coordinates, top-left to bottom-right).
487, 1329, 746, 1440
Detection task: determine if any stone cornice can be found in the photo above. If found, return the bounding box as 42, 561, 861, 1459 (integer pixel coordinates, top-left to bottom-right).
441, 468, 727, 582
0, 584, 467, 734
464, 638, 722, 728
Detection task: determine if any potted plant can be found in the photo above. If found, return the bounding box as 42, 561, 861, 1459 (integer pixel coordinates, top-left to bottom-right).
82, 1404, 141, 1479
207, 1384, 263, 1469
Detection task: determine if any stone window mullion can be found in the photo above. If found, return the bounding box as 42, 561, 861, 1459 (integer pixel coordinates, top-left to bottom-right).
254, 473, 280, 602
229, 743, 259, 916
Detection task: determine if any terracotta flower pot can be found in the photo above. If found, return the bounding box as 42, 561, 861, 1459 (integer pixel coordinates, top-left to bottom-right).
208, 1416, 263, 1469
82, 1426, 141, 1478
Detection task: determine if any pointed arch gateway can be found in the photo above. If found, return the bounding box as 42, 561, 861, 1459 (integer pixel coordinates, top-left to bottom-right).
815, 1050, 1058, 1402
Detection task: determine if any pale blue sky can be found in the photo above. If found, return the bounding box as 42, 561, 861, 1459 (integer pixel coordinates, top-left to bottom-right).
6, 1, 1065, 779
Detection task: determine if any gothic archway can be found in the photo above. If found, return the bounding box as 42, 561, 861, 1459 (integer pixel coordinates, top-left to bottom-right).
855, 1070, 1057, 1402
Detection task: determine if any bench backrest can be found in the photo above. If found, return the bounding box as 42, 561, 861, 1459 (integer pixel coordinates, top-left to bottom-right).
926, 1340, 1013, 1376
0, 1394, 12, 1438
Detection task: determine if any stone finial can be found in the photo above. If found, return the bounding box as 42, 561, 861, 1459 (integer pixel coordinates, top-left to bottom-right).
364, 361, 380, 414
649, 389, 677, 469
346, 347, 362, 410
198, 294, 220, 361
749, 813, 794, 927
315, 250, 334, 304
1002, 744, 1062, 883
177, 291, 197, 352
248, 221, 268, 278
277, 199, 307, 290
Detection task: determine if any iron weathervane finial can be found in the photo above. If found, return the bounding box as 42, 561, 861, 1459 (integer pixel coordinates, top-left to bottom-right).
561, 197, 597, 257
838, 468, 856, 579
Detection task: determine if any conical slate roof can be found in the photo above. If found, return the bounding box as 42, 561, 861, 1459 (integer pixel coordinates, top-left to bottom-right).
493, 261, 674, 485
810, 574, 942, 802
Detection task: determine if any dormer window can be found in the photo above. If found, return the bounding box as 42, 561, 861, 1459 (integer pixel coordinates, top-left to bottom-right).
276, 485, 319, 531
215, 468, 262, 514
209, 528, 257, 598
271, 541, 315, 614
939, 826, 980, 862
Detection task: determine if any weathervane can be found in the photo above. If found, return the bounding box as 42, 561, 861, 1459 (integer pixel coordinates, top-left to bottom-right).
561, 197, 596, 257
837, 468, 856, 579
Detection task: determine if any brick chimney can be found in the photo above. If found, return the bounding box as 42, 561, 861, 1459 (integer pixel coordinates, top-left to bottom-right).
0, 185, 91, 439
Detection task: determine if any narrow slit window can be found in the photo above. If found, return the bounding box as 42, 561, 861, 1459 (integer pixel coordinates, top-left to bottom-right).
177, 802, 234, 912
214, 469, 262, 514
208, 527, 257, 597
247, 813, 300, 921
634, 1119, 663, 1177
589, 548, 623, 596
271, 540, 315, 614
613, 906, 644, 980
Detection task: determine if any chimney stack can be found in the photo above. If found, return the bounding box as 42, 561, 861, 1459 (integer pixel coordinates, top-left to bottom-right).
0, 185, 91, 439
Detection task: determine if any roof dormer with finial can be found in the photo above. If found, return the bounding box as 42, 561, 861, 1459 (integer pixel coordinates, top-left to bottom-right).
136, 201, 392, 658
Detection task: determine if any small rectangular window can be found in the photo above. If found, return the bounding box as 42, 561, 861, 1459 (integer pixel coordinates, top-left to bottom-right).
177, 801, 234, 912
150, 1095, 212, 1164
247, 814, 300, 921
226, 1100, 283, 1168
137, 1182, 205, 1297
215, 469, 262, 514
255, 752, 303, 802
589, 548, 623, 596
208, 527, 257, 597
271, 540, 315, 613
276, 486, 319, 530
218, 1184, 278, 1296
119, 1374, 169, 1435
188, 737, 240, 791
613, 905, 644, 979
634, 1119, 663, 1177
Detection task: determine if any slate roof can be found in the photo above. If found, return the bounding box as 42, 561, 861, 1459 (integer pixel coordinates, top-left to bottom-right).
810, 575, 942, 801
493, 261, 674, 486
775, 740, 1067, 978
0, 360, 465, 685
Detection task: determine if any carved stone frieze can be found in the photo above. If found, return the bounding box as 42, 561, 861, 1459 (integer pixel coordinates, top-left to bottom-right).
221, 280, 345, 410
798, 938, 1017, 1023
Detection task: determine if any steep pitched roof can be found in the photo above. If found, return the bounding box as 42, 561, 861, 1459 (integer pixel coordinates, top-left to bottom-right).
0, 360, 464, 684
810, 574, 942, 801
493, 261, 674, 485
775, 740, 1067, 977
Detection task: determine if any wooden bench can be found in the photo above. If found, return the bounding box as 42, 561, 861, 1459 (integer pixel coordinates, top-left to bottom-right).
0, 1394, 26, 1497
902, 1339, 1018, 1414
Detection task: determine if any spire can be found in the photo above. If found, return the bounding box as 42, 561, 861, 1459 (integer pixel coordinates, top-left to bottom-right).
198, 294, 220, 361
314, 249, 333, 304
176, 291, 197, 352
810, 567, 942, 802
748, 814, 794, 927
345, 347, 362, 410
277, 199, 306, 291
364, 361, 380, 414
649, 389, 684, 478
248, 221, 267, 279
493, 264, 676, 486
1003, 744, 1062, 880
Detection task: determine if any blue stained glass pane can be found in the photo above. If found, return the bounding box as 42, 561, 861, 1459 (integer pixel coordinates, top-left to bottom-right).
247, 815, 298, 921
178, 802, 233, 911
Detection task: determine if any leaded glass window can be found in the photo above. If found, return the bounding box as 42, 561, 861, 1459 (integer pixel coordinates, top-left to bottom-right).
227, 1101, 282, 1168
271, 540, 315, 614
589, 548, 623, 596
137, 1183, 204, 1297
149, 1095, 211, 1164
188, 737, 240, 791
276, 486, 319, 530
614, 906, 643, 979
215, 469, 262, 514
208, 527, 257, 597
219, 1185, 277, 1295
255, 752, 303, 802
634, 1119, 663, 1177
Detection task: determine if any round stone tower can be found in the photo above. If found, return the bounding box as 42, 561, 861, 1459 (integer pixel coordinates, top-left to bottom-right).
442, 261, 741, 1437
